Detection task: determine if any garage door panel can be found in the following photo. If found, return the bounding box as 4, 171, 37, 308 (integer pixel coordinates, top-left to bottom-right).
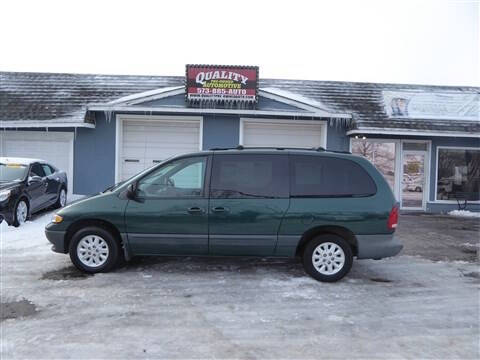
243, 121, 324, 148
121, 118, 201, 181
0, 131, 74, 195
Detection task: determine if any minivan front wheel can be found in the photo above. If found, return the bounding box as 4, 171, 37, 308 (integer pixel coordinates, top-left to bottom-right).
303, 235, 353, 282
69, 226, 120, 273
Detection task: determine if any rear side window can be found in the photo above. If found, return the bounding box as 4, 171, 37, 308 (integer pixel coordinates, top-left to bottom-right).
290, 155, 376, 197
211, 154, 289, 198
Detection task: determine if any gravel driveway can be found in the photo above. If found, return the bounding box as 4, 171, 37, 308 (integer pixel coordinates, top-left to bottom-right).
1, 211, 479, 359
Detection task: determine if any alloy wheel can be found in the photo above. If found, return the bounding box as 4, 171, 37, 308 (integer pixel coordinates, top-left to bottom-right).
16, 201, 28, 224
312, 242, 346, 275
59, 189, 67, 207
76, 235, 110, 268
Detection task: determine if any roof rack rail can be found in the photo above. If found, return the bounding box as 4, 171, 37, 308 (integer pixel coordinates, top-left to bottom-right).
208, 146, 352, 154
209, 146, 328, 152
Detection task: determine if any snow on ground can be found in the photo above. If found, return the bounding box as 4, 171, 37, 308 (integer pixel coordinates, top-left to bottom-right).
1, 211, 479, 359
0, 212, 52, 249
448, 210, 480, 218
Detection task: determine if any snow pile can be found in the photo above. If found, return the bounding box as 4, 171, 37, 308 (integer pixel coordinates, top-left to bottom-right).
0, 213, 53, 250
448, 210, 480, 218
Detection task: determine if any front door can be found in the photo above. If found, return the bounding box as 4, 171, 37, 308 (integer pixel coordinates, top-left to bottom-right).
208, 154, 290, 256
27, 163, 48, 211
401, 151, 427, 210
125, 155, 209, 255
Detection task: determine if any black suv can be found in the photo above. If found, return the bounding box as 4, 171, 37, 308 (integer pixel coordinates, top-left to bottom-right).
0, 157, 68, 226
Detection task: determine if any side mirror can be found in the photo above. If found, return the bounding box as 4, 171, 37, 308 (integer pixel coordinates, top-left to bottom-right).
126, 183, 136, 200
28, 175, 42, 185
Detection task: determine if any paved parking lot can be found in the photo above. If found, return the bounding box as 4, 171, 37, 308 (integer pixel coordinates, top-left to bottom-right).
1, 212, 479, 359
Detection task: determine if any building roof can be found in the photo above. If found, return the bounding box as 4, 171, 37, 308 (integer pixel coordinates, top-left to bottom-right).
1, 71, 479, 135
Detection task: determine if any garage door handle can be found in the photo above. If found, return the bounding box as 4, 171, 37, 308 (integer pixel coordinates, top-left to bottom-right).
212, 206, 229, 213
125, 159, 140, 163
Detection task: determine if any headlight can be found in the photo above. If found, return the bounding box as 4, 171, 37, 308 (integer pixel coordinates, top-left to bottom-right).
0, 190, 11, 202
51, 214, 63, 224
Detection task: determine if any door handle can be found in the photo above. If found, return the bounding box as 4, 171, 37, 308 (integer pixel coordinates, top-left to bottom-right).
211, 206, 229, 213
187, 207, 204, 214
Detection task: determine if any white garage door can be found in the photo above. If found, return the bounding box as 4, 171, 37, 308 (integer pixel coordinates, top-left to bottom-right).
119, 116, 201, 181
241, 119, 326, 148
0, 131, 74, 195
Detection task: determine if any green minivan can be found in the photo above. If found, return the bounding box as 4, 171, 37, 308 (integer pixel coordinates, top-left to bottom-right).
45, 148, 402, 282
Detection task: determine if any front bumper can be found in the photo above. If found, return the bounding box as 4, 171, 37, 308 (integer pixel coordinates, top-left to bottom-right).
45, 228, 68, 253
356, 233, 403, 260
0, 203, 15, 225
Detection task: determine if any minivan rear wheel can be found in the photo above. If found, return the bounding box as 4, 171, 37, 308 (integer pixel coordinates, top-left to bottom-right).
69, 226, 120, 273
302, 234, 353, 282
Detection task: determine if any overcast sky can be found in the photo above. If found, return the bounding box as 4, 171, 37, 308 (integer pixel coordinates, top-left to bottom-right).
1, 0, 478, 86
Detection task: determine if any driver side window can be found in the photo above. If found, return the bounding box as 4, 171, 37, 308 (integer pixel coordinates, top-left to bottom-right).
136, 157, 207, 198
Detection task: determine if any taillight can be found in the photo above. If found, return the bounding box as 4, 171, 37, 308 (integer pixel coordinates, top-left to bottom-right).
387, 205, 399, 231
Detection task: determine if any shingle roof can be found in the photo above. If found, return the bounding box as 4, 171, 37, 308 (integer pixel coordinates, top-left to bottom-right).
1, 71, 478, 133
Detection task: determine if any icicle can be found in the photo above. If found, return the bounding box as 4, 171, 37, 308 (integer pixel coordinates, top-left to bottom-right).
103, 109, 114, 123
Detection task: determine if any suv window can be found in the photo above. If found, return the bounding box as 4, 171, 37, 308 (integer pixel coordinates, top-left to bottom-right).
290, 155, 376, 197
137, 156, 207, 198
30, 163, 46, 178
211, 154, 289, 198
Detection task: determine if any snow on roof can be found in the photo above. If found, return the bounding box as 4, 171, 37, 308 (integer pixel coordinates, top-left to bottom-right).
260, 87, 335, 112
106, 86, 184, 105
1, 71, 479, 134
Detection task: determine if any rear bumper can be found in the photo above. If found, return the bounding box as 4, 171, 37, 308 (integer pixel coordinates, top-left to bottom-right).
45, 229, 67, 253
356, 233, 402, 259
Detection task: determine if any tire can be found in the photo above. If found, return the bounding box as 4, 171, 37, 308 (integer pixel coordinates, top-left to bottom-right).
302, 234, 353, 282
54, 187, 67, 209
13, 199, 29, 227
69, 226, 120, 273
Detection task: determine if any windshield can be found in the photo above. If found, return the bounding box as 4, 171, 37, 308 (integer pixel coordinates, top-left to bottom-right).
0, 163, 28, 182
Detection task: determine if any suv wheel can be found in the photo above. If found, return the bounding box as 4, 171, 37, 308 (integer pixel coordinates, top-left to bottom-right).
54, 188, 67, 209
13, 199, 29, 227
302, 235, 353, 282
69, 226, 120, 273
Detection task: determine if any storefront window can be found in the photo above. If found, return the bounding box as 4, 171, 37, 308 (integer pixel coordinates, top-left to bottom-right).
351, 140, 396, 191
436, 148, 480, 201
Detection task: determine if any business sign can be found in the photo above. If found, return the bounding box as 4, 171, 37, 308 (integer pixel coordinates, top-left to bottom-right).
186, 65, 259, 104
383, 90, 479, 121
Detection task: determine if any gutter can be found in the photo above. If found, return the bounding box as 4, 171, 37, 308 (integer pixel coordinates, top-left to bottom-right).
347, 128, 480, 138
0, 121, 95, 129
87, 105, 352, 120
